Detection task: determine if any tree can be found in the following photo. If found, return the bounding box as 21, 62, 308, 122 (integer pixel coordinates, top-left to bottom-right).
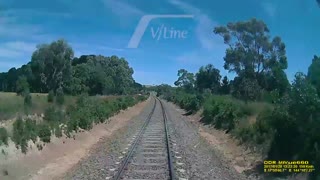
0, 41, 137, 96
155, 84, 173, 97
214, 18, 288, 95
308, 55, 320, 95
0, 72, 8, 91
71, 55, 95, 66
67, 55, 134, 95
195, 64, 221, 93
231, 75, 262, 102
220, 76, 230, 94
6, 68, 18, 92
16, 76, 30, 96
289, 72, 320, 121
268, 72, 320, 170
31, 39, 73, 93
264, 67, 289, 96
174, 69, 195, 92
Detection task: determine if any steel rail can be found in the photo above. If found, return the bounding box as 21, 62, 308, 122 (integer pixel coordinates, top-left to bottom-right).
113, 96, 175, 180
113, 97, 157, 180
158, 97, 176, 180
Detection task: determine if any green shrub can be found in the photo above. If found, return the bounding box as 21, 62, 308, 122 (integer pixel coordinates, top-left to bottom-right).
137, 95, 147, 102
93, 101, 111, 123
63, 95, 139, 136
56, 88, 65, 105
66, 117, 78, 137
202, 96, 244, 131
12, 117, 28, 153
44, 106, 64, 122
37, 124, 51, 143
233, 107, 275, 151
167, 91, 203, 113
12, 117, 24, 145
48, 90, 55, 103
24, 118, 38, 143
0, 127, 9, 146
24, 92, 32, 114
54, 124, 63, 138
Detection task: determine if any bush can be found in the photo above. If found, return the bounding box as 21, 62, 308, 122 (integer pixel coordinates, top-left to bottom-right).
24, 118, 38, 143
64, 95, 140, 137
12, 117, 24, 145
202, 96, 244, 132
54, 124, 63, 138
48, 90, 55, 103
0, 127, 9, 146
167, 91, 203, 113
12, 117, 28, 153
137, 95, 147, 102
93, 101, 111, 124
44, 106, 64, 122
56, 88, 65, 105
24, 92, 32, 114
232, 107, 274, 154
37, 124, 51, 143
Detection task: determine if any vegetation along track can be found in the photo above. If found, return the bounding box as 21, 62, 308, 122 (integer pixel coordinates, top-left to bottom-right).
113, 96, 176, 180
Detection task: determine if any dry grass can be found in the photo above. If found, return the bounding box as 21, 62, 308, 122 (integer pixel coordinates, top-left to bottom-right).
0, 92, 128, 121
0, 92, 75, 121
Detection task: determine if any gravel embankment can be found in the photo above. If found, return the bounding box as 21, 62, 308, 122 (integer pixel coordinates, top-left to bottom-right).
163, 100, 256, 180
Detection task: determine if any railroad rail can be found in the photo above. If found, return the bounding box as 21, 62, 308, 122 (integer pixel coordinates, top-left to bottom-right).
113, 96, 175, 180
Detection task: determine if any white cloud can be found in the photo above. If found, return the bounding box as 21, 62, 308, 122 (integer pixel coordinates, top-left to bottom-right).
102, 0, 144, 18
261, 2, 277, 17
0, 10, 47, 40
168, 0, 227, 70
168, 0, 223, 50
0, 23, 42, 38
0, 41, 36, 58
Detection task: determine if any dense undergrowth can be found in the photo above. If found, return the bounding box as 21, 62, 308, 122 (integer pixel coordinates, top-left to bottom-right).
0, 94, 147, 154
159, 83, 320, 179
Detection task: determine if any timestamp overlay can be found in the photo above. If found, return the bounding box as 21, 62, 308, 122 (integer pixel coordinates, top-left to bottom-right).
264, 160, 316, 173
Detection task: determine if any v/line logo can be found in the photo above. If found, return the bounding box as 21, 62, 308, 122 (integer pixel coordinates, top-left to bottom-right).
127, 14, 194, 48
151, 25, 188, 41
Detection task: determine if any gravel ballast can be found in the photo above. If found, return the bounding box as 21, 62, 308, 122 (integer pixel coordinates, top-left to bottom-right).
63, 98, 259, 180
62, 99, 155, 180
163, 100, 255, 180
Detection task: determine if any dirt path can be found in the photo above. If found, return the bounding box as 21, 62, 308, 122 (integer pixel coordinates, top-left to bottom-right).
0, 98, 150, 180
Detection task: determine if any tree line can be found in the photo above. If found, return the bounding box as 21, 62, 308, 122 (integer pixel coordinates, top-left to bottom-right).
155, 18, 320, 179
0, 39, 143, 96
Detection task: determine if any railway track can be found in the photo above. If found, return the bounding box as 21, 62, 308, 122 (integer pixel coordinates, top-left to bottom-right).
112, 97, 176, 180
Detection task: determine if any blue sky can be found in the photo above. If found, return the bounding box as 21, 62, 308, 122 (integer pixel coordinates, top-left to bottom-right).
0, 0, 319, 85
